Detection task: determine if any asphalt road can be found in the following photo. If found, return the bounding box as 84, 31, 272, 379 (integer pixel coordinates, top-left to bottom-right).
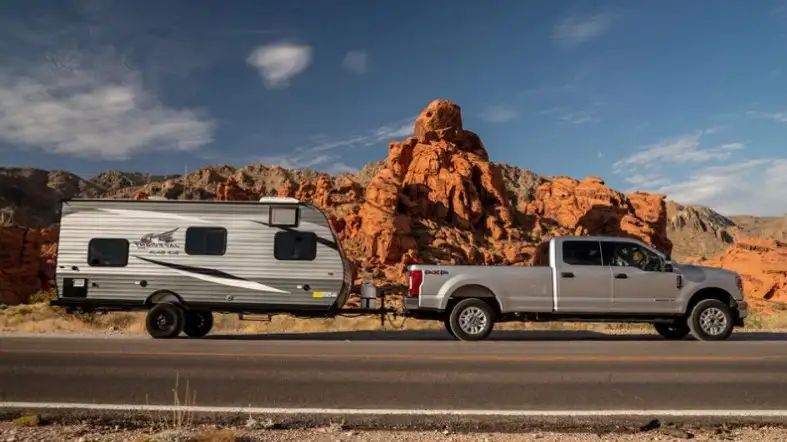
2, 331, 787, 412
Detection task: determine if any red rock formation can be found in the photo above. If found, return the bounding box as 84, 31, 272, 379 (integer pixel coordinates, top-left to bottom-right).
133, 191, 149, 200
692, 238, 787, 312
521, 176, 673, 255
215, 176, 259, 201
0, 226, 58, 304
356, 99, 517, 272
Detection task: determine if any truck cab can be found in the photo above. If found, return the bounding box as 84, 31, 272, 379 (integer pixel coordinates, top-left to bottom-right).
404, 235, 748, 341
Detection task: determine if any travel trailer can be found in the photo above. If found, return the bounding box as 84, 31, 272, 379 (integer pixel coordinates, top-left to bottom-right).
51, 197, 354, 338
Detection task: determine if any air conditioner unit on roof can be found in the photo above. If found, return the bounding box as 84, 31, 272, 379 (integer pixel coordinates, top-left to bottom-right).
258, 196, 300, 203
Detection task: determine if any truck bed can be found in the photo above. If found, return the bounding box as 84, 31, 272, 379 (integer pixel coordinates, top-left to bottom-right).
406, 264, 554, 313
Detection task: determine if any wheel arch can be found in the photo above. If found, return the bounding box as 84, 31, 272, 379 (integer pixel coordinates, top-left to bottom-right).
685, 286, 736, 315
145, 290, 184, 306
444, 284, 502, 315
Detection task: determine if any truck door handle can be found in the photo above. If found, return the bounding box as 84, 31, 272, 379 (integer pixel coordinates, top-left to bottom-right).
561, 272, 574, 278
614, 273, 628, 279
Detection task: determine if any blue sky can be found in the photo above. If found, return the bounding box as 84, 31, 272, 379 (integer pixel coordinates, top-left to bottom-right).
0, 0, 786, 216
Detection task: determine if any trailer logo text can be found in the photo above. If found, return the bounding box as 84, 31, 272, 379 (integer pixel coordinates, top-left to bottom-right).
133, 228, 181, 255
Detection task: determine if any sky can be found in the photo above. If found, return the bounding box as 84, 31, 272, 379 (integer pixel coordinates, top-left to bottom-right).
0, 0, 786, 217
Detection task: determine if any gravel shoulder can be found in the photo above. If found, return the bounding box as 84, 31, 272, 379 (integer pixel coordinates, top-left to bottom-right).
4, 421, 787, 442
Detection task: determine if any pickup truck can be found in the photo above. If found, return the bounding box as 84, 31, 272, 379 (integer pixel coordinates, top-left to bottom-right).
403, 235, 748, 341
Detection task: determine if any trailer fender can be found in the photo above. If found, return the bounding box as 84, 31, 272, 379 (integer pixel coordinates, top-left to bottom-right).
145, 290, 184, 306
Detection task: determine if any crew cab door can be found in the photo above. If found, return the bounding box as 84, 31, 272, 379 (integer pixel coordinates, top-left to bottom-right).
600, 240, 681, 314
554, 240, 613, 312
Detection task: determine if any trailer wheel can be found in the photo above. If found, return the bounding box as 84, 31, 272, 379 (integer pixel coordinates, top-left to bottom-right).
688, 298, 734, 341
653, 322, 690, 340
145, 302, 185, 339
448, 298, 494, 341
183, 310, 214, 338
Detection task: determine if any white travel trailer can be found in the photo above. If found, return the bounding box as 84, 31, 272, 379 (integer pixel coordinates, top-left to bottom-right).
51, 197, 355, 338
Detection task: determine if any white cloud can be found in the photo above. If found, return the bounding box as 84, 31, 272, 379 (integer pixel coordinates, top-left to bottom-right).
613, 132, 744, 173
613, 129, 785, 216
258, 116, 415, 174
748, 110, 787, 123
246, 42, 312, 88
478, 105, 516, 123
559, 110, 599, 125
653, 159, 787, 216
553, 13, 616, 46
342, 50, 369, 75
0, 49, 215, 160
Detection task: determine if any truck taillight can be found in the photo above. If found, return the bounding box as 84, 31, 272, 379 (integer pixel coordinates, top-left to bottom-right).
408, 270, 423, 297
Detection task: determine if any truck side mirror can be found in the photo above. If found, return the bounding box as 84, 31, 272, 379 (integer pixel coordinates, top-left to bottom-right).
664, 261, 674, 272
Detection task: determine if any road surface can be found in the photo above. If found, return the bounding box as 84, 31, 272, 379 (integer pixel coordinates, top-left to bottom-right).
1, 331, 787, 422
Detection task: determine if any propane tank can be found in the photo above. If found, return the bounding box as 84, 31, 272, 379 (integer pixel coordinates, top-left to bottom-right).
360, 281, 377, 310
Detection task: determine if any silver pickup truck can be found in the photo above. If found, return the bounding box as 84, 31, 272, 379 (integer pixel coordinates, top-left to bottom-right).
403, 235, 748, 341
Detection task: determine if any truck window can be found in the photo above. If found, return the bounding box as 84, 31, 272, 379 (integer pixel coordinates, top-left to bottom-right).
185, 227, 227, 256
561, 241, 602, 266
601, 241, 663, 272
274, 231, 317, 261
87, 238, 129, 267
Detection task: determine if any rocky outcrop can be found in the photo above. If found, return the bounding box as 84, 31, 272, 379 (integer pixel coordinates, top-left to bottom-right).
692, 238, 787, 312
355, 100, 521, 276
0, 226, 58, 304
521, 176, 673, 255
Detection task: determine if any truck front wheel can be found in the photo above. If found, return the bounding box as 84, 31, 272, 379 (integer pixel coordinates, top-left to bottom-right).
448, 298, 495, 341
688, 299, 734, 341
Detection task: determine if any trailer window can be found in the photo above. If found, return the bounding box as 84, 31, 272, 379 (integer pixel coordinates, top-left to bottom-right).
274, 231, 317, 261
269, 206, 299, 227
87, 238, 129, 267
561, 241, 602, 266
185, 227, 227, 256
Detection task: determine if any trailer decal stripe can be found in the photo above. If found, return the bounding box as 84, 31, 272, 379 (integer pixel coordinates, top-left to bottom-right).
133, 256, 290, 294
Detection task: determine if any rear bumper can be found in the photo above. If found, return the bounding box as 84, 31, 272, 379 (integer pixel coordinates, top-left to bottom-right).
402, 297, 445, 320
734, 300, 748, 327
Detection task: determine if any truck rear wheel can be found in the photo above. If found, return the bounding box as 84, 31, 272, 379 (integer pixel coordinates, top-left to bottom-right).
183, 310, 214, 338
688, 299, 734, 341
146, 302, 185, 339
448, 298, 494, 341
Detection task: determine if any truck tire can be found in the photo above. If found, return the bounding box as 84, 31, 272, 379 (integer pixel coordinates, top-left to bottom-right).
443, 317, 456, 338
448, 298, 494, 341
653, 322, 690, 340
688, 299, 734, 341
145, 302, 185, 339
183, 310, 214, 338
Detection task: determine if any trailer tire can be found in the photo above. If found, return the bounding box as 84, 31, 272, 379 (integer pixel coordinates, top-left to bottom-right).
448, 298, 494, 341
145, 302, 185, 339
183, 310, 213, 338
688, 298, 734, 341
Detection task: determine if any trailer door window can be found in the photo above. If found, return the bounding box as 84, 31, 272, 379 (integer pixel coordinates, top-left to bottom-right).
88, 238, 129, 267
185, 227, 227, 255
274, 231, 317, 261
